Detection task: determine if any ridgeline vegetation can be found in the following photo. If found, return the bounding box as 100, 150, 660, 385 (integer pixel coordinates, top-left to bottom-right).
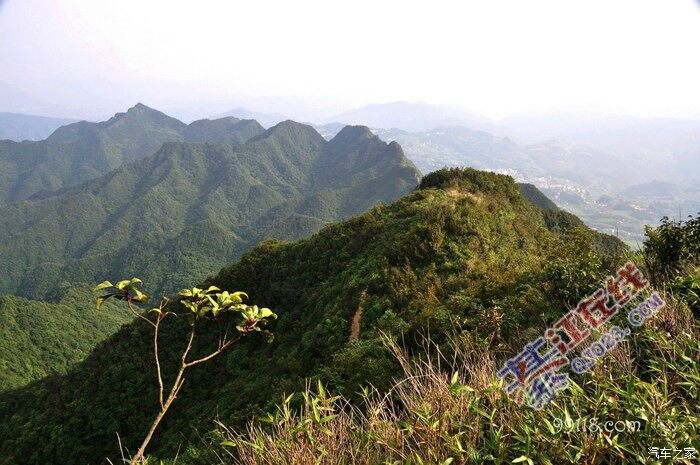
0, 168, 637, 463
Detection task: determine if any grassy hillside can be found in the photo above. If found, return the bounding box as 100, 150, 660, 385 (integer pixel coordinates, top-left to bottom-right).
0, 168, 626, 464
0, 288, 131, 390
0, 122, 420, 299
0, 104, 265, 204
220, 306, 698, 465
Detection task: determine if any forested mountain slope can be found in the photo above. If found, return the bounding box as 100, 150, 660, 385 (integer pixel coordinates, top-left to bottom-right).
0, 122, 420, 299
0, 168, 625, 464
0, 103, 265, 204
0, 288, 131, 390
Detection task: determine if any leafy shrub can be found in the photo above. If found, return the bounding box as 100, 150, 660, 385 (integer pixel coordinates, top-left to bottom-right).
643, 213, 700, 284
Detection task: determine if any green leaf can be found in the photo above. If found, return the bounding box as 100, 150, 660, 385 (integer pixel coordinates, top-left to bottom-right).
178, 288, 194, 297
93, 281, 114, 292
131, 289, 148, 303
95, 295, 109, 310
258, 308, 276, 319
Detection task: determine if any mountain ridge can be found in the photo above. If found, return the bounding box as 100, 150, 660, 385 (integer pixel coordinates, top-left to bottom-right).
0, 104, 267, 204
0, 119, 421, 300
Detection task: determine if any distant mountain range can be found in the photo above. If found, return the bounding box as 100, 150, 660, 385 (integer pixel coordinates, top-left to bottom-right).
501, 111, 700, 161
368, 124, 700, 243
0, 103, 267, 204
0, 106, 420, 299
214, 107, 288, 128
4, 100, 698, 244
320, 102, 700, 184
0, 112, 78, 141
329, 101, 499, 133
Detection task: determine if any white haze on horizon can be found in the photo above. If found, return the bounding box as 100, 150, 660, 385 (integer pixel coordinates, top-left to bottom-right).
1, 0, 700, 122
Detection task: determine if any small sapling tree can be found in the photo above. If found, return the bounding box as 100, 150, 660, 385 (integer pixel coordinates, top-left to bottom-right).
94, 278, 276, 464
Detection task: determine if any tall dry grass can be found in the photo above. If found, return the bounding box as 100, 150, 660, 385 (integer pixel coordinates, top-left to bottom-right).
212, 292, 698, 465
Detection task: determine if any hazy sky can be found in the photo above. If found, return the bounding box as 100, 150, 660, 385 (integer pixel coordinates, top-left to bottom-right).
1, 0, 700, 120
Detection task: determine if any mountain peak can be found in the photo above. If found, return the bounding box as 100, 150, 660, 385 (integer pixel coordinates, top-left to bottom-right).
251, 120, 325, 145
323, 125, 382, 158
183, 117, 264, 144
130, 102, 150, 111
103, 103, 186, 132
418, 167, 517, 197
214, 107, 287, 128
330, 125, 374, 144
117, 102, 162, 118
121, 102, 168, 118
270, 119, 316, 132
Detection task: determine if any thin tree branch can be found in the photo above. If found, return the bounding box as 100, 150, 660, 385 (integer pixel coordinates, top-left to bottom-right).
182, 326, 196, 364
116, 431, 125, 464
184, 335, 241, 368
126, 301, 156, 328
152, 298, 170, 409
154, 317, 164, 408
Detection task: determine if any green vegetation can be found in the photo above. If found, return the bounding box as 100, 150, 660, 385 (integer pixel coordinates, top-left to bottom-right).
0, 168, 627, 464
1, 101, 695, 465
0, 103, 264, 205
643, 212, 700, 319
0, 121, 420, 299
643, 213, 700, 284
204, 202, 700, 465
217, 300, 698, 465
0, 287, 131, 390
